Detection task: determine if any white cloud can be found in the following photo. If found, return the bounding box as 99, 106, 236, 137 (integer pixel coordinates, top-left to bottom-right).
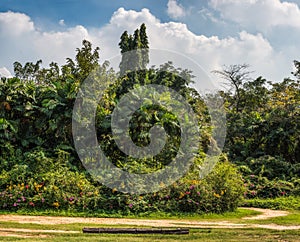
0, 67, 12, 78
167, 0, 186, 19
209, 0, 300, 30
198, 8, 221, 23
0, 11, 91, 74
0, 8, 295, 86
0, 11, 34, 36
59, 19, 65, 26
98, 8, 290, 84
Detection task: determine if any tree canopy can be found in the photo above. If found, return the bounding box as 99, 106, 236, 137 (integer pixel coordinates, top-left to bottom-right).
0, 23, 299, 213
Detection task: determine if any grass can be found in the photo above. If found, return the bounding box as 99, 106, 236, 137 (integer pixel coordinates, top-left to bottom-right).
3, 209, 298, 229
0, 207, 259, 220
243, 210, 300, 226
268, 210, 300, 225
0, 221, 154, 232
0, 207, 299, 241
0, 227, 300, 242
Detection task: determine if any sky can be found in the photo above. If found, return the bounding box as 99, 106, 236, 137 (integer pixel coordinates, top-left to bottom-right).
0, 0, 300, 86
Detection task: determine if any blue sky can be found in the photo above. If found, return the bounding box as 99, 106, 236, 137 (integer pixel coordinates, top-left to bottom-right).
0, 0, 300, 84
0, 0, 175, 30
0, 0, 214, 35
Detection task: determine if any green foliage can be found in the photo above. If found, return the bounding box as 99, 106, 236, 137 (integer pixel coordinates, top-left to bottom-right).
97, 65, 204, 173
0, 149, 100, 211
221, 72, 300, 165
13, 60, 42, 81
152, 159, 245, 214
0, 32, 242, 214
242, 196, 300, 210
2, 25, 300, 214
119, 24, 149, 75
75, 39, 100, 80
244, 156, 298, 181
88, 158, 244, 215
0, 148, 244, 214
215, 63, 300, 204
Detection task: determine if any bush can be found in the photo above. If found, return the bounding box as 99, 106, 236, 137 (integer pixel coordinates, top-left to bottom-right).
0, 151, 245, 214
240, 156, 300, 199
122, 157, 245, 214
241, 196, 300, 210
0, 149, 101, 211
245, 155, 297, 180
243, 175, 296, 199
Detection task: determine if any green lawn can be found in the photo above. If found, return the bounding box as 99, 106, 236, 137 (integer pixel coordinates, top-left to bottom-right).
0, 208, 299, 241
0, 227, 300, 242
0, 207, 259, 220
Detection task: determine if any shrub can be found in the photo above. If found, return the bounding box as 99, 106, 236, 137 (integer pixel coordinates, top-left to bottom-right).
241, 196, 300, 210
239, 156, 300, 199
245, 155, 296, 180
123, 157, 245, 214
0, 151, 245, 214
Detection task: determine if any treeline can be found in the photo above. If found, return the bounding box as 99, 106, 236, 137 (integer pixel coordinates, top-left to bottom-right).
0, 23, 299, 213
214, 64, 300, 199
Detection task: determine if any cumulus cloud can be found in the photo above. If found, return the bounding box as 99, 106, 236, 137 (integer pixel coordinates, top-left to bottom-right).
0, 8, 294, 85
0, 11, 92, 74
0, 11, 34, 36
167, 0, 186, 19
209, 0, 300, 30
98, 8, 289, 83
0, 67, 12, 78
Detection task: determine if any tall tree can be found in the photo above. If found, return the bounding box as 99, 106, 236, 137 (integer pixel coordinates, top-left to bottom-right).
75, 40, 100, 80
13, 61, 23, 79
140, 23, 149, 69
118, 24, 149, 75
119, 31, 132, 75
13, 60, 42, 81
213, 64, 252, 112
292, 60, 300, 79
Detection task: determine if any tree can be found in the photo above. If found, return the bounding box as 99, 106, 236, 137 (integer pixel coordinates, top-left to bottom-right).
0, 28, 246, 214
118, 24, 149, 75
140, 23, 149, 69
13, 60, 42, 82
292, 60, 300, 79
13, 61, 23, 79
75, 40, 100, 80
241, 76, 269, 112
119, 31, 130, 54
61, 58, 76, 78
213, 64, 252, 112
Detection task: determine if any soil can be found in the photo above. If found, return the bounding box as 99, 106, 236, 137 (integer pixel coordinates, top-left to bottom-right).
241, 207, 289, 220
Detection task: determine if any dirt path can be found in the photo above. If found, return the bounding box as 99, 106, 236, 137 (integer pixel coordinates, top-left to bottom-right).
0, 228, 79, 239
241, 207, 289, 220
0, 208, 299, 238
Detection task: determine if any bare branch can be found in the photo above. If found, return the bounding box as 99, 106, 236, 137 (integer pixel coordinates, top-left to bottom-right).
212, 64, 254, 112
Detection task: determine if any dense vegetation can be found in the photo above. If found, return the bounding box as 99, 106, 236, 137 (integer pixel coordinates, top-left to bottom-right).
0, 24, 299, 214
214, 64, 300, 201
